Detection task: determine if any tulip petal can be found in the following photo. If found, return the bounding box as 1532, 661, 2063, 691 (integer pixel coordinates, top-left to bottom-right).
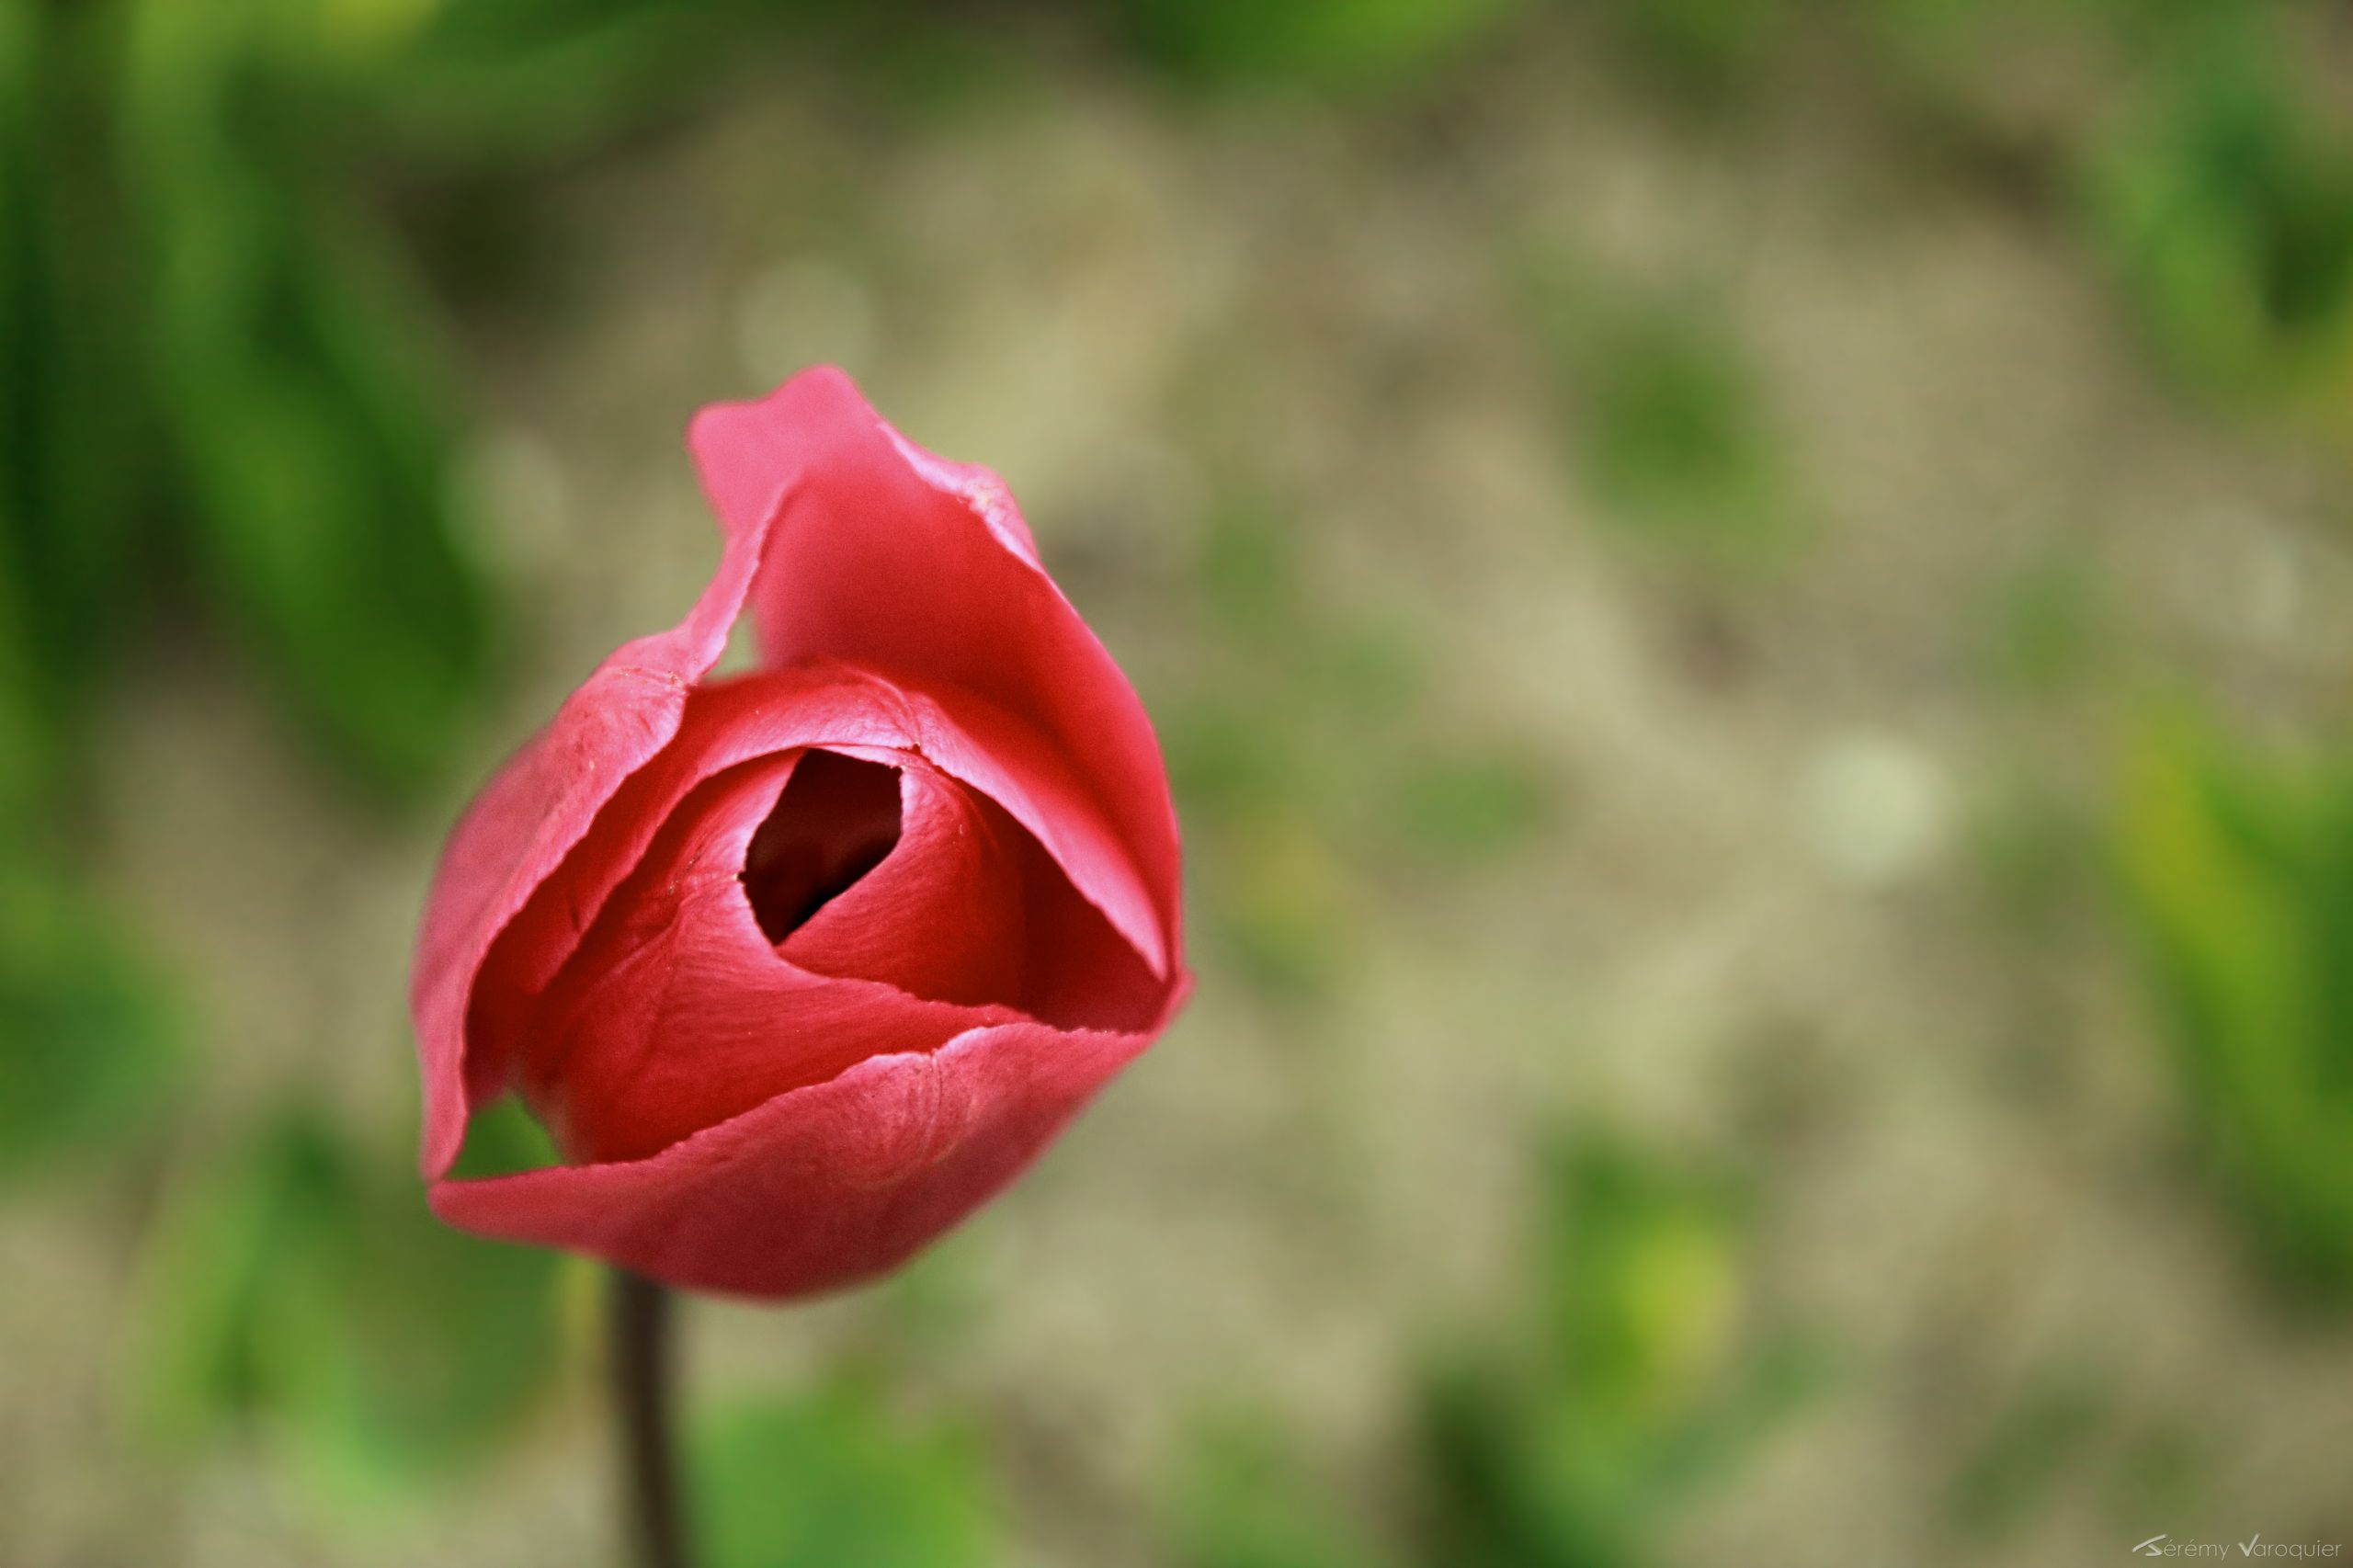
511, 753, 1020, 1165
782, 752, 1166, 1033
465, 665, 915, 1095
466, 666, 1170, 1110
431, 1017, 1162, 1299
688, 368, 1182, 983
410, 463, 775, 1179
995, 788, 1169, 1034
779, 757, 1029, 1011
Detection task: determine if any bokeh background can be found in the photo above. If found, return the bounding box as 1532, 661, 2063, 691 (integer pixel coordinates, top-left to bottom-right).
5, 0, 2352, 1563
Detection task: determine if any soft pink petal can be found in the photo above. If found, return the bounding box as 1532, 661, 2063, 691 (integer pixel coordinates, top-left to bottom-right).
688, 368, 1182, 981
432, 1018, 1162, 1299
410, 472, 775, 1179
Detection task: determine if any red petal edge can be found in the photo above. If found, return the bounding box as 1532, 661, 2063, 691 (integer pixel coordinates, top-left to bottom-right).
689, 367, 1182, 981
432, 992, 1184, 1300
410, 461, 774, 1179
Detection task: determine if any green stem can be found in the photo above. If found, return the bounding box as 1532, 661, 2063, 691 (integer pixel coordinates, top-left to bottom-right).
613, 1269, 693, 1568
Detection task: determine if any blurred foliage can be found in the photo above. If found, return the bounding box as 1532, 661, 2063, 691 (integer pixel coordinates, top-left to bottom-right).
122, 0, 495, 793
1110, 0, 1526, 94
131, 1107, 565, 1508
1944, 1375, 2109, 1542
698, 1381, 1004, 1568
1616, 0, 1786, 100
1, 0, 508, 804
2085, 9, 2353, 411
1161, 493, 1559, 1002
0, 38, 182, 1187
1393, 756, 1552, 863
1981, 549, 2105, 699
2116, 714, 2353, 1296
1416, 1135, 1819, 1568
1527, 266, 1795, 571
1851, 0, 2353, 414
445, 1089, 563, 1177
357, 0, 773, 165
1969, 777, 2102, 949
0, 3, 148, 778
1170, 1419, 1398, 1568
1166, 1134, 1817, 1568
0, 862, 182, 1187
1941, 1368, 2230, 1545
2103, 1418, 2215, 1534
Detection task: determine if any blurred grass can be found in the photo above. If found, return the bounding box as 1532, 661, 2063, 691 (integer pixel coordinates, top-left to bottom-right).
131, 1107, 566, 1511
1527, 264, 1797, 573
1615, 0, 1785, 100
2084, 8, 2353, 412
1109, 0, 1526, 93
0, 865, 181, 1188
1416, 1137, 1819, 1568
1169, 1418, 1399, 1568
1853, 0, 2353, 417
698, 1381, 1004, 1568
2116, 714, 2353, 1297
1165, 1133, 1818, 1568
1980, 548, 2106, 699
1945, 1375, 2110, 1543
1164, 490, 1560, 1000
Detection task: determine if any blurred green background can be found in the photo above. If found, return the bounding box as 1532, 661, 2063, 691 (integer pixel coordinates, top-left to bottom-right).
5, 0, 2352, 1562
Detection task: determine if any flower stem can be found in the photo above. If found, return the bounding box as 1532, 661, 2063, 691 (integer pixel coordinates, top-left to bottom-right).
613, 1269, 692, 1568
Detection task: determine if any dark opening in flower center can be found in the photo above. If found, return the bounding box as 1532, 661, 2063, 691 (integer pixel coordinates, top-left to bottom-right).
741, 750, 903, 943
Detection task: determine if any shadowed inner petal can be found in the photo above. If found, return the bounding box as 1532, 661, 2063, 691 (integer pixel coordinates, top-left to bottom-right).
780, 753, 1165, 1034
740, 750, 902, 943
